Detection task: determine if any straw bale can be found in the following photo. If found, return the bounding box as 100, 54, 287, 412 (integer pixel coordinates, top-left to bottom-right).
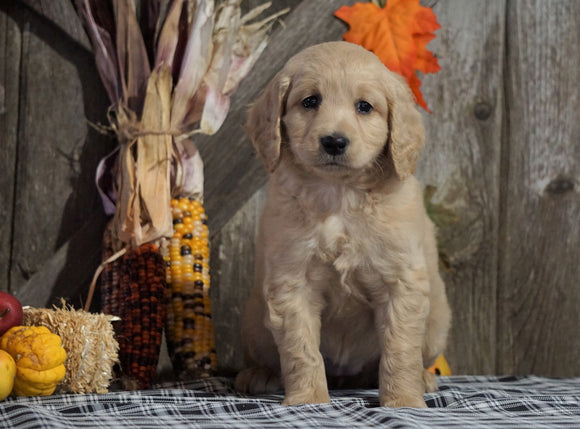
22, 302, 119, 394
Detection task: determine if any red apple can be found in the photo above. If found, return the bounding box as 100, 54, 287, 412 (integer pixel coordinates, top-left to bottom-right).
0, 291, 23, 337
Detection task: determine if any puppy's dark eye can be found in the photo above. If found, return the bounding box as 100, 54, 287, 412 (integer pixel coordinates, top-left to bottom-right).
356, 100, 373, 114
302, 95, 320, 110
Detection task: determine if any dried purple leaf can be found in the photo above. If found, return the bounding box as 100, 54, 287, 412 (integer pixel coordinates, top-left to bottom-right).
74, 0, 121, 103
171, 0, 215, 131
154, 0, 185, 70
113, 0, 151, 113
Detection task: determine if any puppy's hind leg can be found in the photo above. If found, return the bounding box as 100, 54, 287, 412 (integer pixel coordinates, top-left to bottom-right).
420, 272, 451, 394
235, 286, 283, 394
235, 367, 282, 394
423, 369, 438, 393
422, 274, 451, 370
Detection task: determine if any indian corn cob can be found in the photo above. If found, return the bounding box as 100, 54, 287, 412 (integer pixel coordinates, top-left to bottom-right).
118, 243, 166, 389
161, 197, 217, 378
98, 232, 167, 390
100, 222, 122, 317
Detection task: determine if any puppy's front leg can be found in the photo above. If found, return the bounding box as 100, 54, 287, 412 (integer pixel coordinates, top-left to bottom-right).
375, 277, 430, 408
265, 280, 330, 405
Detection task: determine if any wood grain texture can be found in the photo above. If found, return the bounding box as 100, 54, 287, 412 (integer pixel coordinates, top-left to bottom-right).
0, 6, 21, 292
13, 214, 108, 309
18, 0, 90, 49
416, 0, 506, 374
195, 0, 356, 236
6, 1, 114, 305
498, 0, 580, 376
210, 186, 267, 372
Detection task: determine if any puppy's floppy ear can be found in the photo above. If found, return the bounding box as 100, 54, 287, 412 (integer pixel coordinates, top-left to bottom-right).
387, 75, 425, 180
245, 72, 291, 173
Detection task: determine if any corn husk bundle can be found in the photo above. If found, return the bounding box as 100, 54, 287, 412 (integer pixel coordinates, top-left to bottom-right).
75, 0, 286, 387
22, 303, 119, 394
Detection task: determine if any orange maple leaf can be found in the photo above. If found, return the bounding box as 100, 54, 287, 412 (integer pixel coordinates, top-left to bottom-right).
335, 0, 441, 111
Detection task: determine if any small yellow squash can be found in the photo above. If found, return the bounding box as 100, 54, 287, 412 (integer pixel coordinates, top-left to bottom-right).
0, 326, 66, 396
0, 349, 16, 400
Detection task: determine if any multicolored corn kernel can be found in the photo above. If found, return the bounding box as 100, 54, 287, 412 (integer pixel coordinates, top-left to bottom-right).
99, 234, 167, 390
162, 197, 216, 378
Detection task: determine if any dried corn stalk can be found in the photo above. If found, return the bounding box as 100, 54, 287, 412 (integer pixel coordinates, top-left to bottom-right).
77, 0, 287, 383
22, 303, 119, 394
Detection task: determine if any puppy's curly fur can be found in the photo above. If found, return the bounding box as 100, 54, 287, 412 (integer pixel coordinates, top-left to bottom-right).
236, 42, 451, 408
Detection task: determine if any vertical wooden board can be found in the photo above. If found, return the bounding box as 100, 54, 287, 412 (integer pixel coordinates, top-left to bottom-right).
210, 185, 267, 372
8, 4, 113, 306
417, 1, 506, 374
0, 5, 21, 292
499, 0, 580, 376
18, 0, 90, 50
13, 214, 109, 309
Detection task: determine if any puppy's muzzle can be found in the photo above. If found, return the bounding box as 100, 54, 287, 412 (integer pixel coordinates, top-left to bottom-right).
320, 134, 349, 156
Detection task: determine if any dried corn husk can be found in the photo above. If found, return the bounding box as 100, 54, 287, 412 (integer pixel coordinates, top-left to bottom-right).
111, 66, 175, 247
22, 303, 119, 394
78, 0, 288, 249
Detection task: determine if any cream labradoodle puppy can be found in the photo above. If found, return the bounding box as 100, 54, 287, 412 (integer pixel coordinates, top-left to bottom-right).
236, 41, 451, 408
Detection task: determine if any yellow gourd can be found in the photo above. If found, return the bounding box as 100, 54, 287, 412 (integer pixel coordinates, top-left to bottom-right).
0, 326, 66, 396
0, 349, 16, 400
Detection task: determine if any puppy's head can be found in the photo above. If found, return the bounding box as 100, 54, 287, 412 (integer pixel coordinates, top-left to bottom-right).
246, 42, 424, 181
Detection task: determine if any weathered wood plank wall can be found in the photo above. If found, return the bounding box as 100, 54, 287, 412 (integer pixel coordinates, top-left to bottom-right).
416, 0, 506, 375
0, 6, 20, 292
498, 0, 579, 377
0, 0, 113, 310
0, 0, 578, 377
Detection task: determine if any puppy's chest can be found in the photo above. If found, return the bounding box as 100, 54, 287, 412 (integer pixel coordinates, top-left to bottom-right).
316, 215, 353, 259
314, 213, 372, 272
310, 213, 385, 302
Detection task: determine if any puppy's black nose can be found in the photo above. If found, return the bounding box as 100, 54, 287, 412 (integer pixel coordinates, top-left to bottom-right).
320, 134, 349, 156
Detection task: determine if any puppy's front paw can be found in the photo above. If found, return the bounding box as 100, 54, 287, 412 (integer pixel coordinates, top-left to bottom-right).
235, 367, 282, 394
380, 394, 427, 408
